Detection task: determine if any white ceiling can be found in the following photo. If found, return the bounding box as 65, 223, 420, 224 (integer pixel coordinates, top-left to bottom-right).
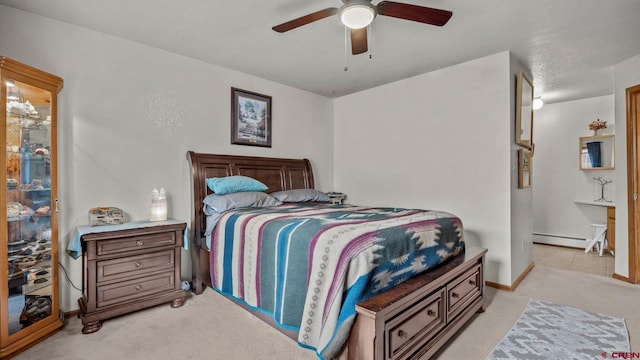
2, 0, 640, 104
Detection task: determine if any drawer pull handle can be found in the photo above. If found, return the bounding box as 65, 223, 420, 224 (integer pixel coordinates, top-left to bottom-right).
135, 262, 143, 268
427, 309, 436, 317
451, 292, 460, 299
398, 330, 408, 339
136, 240, 144, 246
135, 285, 143, 291
468, 279, 476, 286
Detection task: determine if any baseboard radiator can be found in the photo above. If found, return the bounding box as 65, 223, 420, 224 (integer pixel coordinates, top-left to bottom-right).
533, 233, 586, 249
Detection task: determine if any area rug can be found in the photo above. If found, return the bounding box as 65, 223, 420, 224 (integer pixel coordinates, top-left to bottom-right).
486, 298, 630, 360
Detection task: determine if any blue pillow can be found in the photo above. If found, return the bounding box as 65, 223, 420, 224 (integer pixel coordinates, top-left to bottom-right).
206, 175, 268, 195
270, 189, 330, 203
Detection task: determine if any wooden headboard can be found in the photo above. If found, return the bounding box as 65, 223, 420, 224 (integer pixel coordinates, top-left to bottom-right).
187, 151, 315, 246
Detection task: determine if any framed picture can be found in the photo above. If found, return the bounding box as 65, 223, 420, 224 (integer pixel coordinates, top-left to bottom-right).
231, 87, 272, 147
515, 71, 534, 149
518, 149, 532, 189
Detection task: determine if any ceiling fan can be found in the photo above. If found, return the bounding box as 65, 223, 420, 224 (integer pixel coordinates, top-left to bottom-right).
272, 0, 452, 55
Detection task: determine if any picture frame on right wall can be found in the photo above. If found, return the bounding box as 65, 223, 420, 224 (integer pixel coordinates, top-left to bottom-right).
518, 148, 532, 189
515, 71, 534, 149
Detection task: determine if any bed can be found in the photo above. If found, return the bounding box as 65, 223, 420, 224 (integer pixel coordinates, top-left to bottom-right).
187, 151, 486, 360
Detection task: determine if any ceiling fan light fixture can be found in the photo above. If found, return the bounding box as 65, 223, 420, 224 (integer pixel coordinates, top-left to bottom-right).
533, 97, 544, 110
340, 2, 376, 29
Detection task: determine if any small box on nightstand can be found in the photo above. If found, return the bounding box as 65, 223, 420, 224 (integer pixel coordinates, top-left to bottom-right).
327, 192, 346, 204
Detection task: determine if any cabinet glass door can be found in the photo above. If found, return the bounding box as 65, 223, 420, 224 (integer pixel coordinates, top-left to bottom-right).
5, 79, 54, 335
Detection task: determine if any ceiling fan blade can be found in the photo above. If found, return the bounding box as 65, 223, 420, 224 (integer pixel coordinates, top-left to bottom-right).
272, 8, 338, 33
377, 1, 452, 26
350, 27, 368, 55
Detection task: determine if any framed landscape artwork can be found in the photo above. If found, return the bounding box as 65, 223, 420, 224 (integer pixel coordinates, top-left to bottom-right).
231, 87, 272, 147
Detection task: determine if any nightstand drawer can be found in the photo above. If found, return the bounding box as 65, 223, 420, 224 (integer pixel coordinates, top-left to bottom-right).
97, 249, 175, 283
96, 231, 176, 256
447, 264, 481, 319
97, 271, 176, 308
385, 289, 446, 359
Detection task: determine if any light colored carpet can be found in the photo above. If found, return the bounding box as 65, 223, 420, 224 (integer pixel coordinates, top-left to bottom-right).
486, 298, 629, 359
15, 264, 640, 359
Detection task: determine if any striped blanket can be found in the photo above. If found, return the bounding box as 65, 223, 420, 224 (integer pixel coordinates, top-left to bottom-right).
209, 203, 464, 359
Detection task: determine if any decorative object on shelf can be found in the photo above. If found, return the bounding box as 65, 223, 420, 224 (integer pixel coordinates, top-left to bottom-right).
593, 177, 613, 202
231, 87, 272, 147
149, 187, 167, 221
88, 207, 125, 226
518, 149, 532, 189
588, 118, 607, 135
515, 71, 534, 149
586, 141, 602, 167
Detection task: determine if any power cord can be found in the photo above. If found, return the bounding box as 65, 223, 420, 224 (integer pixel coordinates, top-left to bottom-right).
58, 262, 82, 292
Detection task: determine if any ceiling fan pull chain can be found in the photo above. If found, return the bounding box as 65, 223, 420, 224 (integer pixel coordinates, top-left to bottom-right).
344, 26, 349, 71
368, 24, 373, 59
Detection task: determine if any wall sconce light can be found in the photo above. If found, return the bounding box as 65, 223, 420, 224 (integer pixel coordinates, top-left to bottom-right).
340, 1, 376, 29
533, 97, 544, 110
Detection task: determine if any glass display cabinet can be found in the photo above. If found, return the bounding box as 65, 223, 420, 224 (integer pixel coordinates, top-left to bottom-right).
1, 57, 63, 358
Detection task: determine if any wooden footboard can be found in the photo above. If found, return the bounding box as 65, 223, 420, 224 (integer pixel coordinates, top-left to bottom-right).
349, 247, 487, 360
190, 244, 486, 359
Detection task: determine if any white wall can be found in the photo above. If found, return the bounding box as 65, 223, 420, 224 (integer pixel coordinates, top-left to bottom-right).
0, 6, 334, 310
532, 96, 615, 246
613, 53, 640, 278
333, 52, 516, 285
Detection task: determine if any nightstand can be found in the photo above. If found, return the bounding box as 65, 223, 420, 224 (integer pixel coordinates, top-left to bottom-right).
77, 220, 186, 334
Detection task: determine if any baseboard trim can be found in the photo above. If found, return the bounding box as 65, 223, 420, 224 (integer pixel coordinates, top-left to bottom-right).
486, 262, 535, 291
64, 309, 81, 320
485, 281, 512, 291
612, 273, 636, 284
512, 262, 535, 289
533, 242, 583, 250
533, 234, 585, 249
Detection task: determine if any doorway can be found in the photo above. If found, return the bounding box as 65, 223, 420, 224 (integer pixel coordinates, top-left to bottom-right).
533, 243, 614, 277
626, 84, 640, 284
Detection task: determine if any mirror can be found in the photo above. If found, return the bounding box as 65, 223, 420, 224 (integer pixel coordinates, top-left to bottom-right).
580, 134, 615, 170
515, 71, 534, 149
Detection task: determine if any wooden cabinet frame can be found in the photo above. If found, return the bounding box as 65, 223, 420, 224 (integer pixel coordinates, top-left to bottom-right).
1, 57, 64, 358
